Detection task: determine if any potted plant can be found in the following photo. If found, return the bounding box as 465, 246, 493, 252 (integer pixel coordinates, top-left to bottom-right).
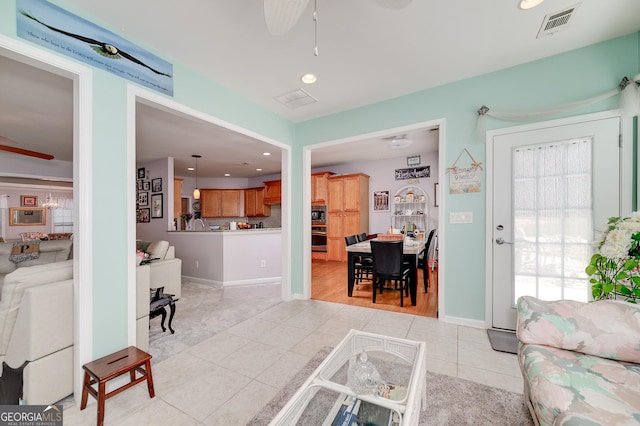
585, 213, 640, 303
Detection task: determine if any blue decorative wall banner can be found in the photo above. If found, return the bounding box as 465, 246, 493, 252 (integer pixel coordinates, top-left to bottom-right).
17, 0, 174, 96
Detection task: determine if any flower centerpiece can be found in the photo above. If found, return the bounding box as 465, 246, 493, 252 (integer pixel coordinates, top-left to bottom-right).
585, 212, 640, 303
181, 213, 193, 230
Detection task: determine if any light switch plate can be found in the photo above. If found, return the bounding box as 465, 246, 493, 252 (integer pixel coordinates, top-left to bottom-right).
450, 212, 473, 224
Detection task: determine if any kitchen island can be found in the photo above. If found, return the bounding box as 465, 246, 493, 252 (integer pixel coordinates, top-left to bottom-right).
165, 228, 282, 287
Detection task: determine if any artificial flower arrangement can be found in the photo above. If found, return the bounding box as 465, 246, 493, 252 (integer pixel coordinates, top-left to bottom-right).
181, 213, 193, 222
585, 212, 640, 303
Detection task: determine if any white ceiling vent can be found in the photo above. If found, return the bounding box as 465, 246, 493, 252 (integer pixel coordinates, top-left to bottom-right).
274, 89, 317, 109
537, 4, 580, 39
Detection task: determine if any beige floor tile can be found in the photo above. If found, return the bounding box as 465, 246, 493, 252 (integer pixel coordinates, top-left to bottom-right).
316, 314, 368, 337
117, 397, 199, 425
151, 350, 217, 395
225, 317, 278, 341
406, 330, 457, 361
367, 309, 415, 331
409, 315, 458, 337
425, 356, 458, 377
290, 331, 344, 356
256, 351, 312, 389
203, 380, 279, 426
188, 332, 252, 363
457, 340, 521, 378
458, 325, 493, 351
216, 341, 286, 378
255, 300, 308, 323
160, 365, 251, 421
254, 323, 313, 350
282, 309, 334, 330
457, 364, 524, 394
334, 304, 378, 321
361, 323, 408, 339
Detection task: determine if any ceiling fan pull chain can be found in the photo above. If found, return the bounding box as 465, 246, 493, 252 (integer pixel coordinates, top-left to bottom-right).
313, 0, 318, 56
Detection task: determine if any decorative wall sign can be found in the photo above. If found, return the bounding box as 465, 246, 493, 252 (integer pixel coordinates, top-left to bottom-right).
395, 166, 430, 181
138, 192, 148, 206
373, 190, 390, 212
407, 155, 421, 166
447, 148, 483, 194
142, 181, 150, 191
17, 0, 174, 96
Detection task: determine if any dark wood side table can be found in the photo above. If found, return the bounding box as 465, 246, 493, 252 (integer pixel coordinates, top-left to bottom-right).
150, 288, 178, 334
80, 346, 155, 426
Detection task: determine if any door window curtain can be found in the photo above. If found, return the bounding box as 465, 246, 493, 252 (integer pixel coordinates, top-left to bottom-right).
512, 138, 592, 303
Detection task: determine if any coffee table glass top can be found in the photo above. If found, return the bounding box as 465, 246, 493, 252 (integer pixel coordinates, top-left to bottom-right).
270, 330, 426, 426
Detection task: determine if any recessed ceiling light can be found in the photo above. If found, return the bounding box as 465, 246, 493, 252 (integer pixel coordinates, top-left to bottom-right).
263, 152, 271, 156
224, 173, 230, 177
187, 167, 195, 171
519, 0, 544, 9
256, 168, 263, 171
300, 73, 317, 84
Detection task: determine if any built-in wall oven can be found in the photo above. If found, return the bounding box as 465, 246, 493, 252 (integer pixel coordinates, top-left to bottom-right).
311, 205, 327, 252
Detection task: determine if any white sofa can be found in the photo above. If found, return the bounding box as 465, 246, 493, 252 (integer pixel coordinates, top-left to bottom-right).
0, 240, 74, 405
135, 240, 182, 351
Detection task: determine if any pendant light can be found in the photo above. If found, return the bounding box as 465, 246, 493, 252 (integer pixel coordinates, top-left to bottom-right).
192, 154, 201, 200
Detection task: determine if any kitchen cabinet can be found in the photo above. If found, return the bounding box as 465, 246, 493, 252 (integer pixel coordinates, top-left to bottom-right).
173, 178, 183, 218
311, 171, 333, 205
244, 187, 271, 217
326, 173, 369, 262
263, 180, 281, 205
201, 189, 243, 217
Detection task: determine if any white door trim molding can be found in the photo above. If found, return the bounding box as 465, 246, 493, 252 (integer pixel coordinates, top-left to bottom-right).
302, 118, 447, 321
484, 110, 632, 328
0, 33, 94, 404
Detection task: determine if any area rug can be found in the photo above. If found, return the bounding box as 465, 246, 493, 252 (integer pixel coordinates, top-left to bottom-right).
248, 346, 533, 426
487, 329, 519, 355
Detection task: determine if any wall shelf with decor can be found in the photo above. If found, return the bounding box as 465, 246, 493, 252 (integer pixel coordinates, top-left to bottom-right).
391, 185, 430, 237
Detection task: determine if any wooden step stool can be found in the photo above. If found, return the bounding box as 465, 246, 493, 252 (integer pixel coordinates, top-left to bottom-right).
80, 346, 155, 426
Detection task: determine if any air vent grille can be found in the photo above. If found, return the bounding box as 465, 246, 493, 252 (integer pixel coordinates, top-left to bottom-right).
537, 4, 580, 38
274, 89, 317, 109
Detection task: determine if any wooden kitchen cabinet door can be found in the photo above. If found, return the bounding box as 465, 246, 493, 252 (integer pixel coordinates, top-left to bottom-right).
312, 172, 333, 205
221, 190, 242, 217
327, 177, 344, 212
263, 180, 281, 204
200, 189, 221, 217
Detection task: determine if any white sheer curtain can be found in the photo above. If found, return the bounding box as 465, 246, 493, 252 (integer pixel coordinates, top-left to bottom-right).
512, 138, 592, 303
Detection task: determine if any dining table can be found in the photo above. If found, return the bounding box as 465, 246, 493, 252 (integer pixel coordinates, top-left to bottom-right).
345, 238, 425, 306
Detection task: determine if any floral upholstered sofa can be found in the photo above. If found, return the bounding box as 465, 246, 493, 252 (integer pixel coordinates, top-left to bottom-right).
516, 296, 640, 425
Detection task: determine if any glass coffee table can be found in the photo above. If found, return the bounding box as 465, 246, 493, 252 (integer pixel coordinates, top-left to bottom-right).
269, 329, 427, 426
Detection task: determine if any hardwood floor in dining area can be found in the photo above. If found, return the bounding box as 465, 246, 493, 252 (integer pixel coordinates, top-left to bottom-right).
311, 259, 438, 318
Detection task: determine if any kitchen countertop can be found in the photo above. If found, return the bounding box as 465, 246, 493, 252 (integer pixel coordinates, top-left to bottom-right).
168, 228, 281, 233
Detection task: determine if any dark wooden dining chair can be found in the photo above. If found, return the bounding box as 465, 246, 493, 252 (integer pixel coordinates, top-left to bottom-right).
370, 240, 411, 307
345, 235, 372, 284
356, 233, 367, 242
417, 229, 437, 292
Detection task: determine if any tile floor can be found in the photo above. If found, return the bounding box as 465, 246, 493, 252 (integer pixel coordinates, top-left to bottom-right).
63, 291, 523, 425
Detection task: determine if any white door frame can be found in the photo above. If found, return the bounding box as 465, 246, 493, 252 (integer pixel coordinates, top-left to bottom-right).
302, 118, 446, 320
484, 110, 633, 327
0, 33, 94, 403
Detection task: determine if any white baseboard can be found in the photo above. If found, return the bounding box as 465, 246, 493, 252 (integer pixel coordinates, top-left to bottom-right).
439, 314, 487, 329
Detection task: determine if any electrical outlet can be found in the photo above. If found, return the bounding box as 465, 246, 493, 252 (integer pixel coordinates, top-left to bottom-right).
260, 260, 266, 268
195, 260, 199, 268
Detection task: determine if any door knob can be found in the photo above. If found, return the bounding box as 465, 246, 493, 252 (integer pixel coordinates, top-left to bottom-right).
496, 237, 513, 245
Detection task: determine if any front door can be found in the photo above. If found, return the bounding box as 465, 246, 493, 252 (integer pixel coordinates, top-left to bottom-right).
490, 116, 621, 330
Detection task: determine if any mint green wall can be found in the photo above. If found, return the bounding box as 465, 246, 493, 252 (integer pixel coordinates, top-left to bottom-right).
0, 1, 294, 357
295, 33, 640, 321
1, 0, 638, 349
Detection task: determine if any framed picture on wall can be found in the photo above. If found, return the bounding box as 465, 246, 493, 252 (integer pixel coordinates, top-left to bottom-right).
137, 167, 146, 179
373, 190, 390, 212
138, 208, 150, 223
20, 195, 37, 207
138, 192, 148, 206
143, 181, 151, 191
152, 178, 162, 193
151, 193, 163, 218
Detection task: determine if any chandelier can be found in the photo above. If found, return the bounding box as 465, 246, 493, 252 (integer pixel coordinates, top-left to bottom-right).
40, 193, 59, 210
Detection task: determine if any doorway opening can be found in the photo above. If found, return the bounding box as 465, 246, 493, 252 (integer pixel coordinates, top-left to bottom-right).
305, 120, 445, 318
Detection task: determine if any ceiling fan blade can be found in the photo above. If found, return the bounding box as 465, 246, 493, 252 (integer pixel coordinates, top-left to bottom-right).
0, 144, 54, 160
372, 0, 414, 9
264, 0, 310, 36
